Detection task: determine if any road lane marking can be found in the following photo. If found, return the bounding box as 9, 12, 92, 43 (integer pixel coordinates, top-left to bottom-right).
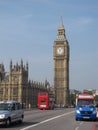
80, 122, 83, 125
75, 126, 79, 130
20, 110, 75, 130
75, 121, 84, 130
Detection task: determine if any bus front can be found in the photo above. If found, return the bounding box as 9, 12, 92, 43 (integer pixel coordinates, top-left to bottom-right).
38, 92, 49, 110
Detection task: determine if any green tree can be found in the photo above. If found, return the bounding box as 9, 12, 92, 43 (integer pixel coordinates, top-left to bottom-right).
69, 93, 76, 105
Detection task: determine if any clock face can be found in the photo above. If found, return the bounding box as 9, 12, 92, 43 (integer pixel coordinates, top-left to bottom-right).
57, 47, 64, 55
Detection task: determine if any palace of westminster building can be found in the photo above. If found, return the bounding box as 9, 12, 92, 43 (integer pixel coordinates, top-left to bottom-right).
0, 18, 70, 108
0, 60, 52, 108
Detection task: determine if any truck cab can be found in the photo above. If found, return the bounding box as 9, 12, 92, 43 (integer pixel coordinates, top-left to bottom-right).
75, 94, 97, 121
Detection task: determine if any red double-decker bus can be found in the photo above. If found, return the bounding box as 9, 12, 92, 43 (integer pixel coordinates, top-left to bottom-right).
38, 92, 55, 110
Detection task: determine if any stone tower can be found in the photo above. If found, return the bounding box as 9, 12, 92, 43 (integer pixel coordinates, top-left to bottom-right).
0, 63, 5, 82
9, 59, 28, 103
53, 18, 70, 107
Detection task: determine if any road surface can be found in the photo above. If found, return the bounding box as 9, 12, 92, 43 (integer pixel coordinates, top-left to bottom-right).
0, 108, 98, 130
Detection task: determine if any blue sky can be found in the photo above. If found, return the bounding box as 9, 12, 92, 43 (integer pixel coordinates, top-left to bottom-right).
0, 0, 98, 91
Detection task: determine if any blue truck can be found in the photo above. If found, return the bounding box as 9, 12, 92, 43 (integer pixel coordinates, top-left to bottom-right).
75, 93, 97, 121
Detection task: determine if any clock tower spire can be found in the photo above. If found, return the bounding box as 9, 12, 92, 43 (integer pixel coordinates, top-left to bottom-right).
53, 18, 70, 107
56, 17, 66, 41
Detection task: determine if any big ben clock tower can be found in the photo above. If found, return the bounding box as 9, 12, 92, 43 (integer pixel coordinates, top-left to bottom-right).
53, 18, 70, 107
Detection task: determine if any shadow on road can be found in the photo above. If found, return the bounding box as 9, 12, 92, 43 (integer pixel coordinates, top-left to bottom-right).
0, 121, 39, 129
76, 118, 98, 122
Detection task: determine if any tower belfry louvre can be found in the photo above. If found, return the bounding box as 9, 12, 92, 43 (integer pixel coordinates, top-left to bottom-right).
53, 18, 70, 107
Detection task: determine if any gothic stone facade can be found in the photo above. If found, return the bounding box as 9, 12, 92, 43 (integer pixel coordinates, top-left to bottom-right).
53, 19, 70, 107
0, 60, 51, 108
